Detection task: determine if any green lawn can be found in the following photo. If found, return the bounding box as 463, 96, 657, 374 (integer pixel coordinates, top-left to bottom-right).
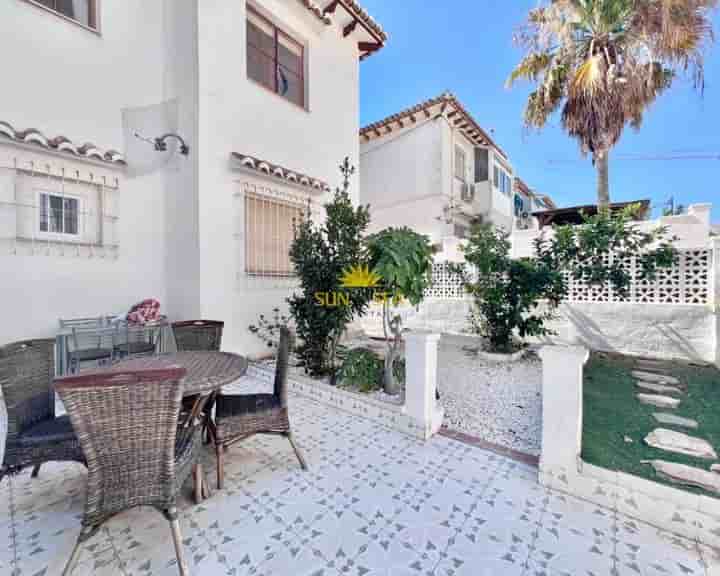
582, 352, 720, 497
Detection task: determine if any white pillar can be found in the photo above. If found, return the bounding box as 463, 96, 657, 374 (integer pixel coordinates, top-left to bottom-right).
538, 345, 589, 484
403, 332, 443, 440
711, 237, 720, 367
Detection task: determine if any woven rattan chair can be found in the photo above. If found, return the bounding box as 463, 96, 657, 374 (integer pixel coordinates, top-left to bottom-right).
0, 339, 84, 482
172, 320, 224, 352
55, 367, 208, 576
212, 327, 306, 489
173, 320, 224, 436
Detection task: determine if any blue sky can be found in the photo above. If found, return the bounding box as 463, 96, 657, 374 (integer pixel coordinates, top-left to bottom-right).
359, 1, 720, 221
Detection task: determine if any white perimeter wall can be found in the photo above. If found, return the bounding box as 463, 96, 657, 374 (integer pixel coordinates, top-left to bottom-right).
0, 0, 192, 343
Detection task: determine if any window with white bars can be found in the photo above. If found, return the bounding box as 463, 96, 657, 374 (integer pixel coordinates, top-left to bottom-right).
243, 188, 308, 278
0, 159, 120, 258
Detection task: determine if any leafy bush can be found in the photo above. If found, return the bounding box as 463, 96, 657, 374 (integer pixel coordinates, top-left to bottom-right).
461, 206, 677, 353
288, 158, 372, 378
337, 348, 406, 393
366, 227, 434, 394
462, 224, 563, 352
337, 348, 383, 392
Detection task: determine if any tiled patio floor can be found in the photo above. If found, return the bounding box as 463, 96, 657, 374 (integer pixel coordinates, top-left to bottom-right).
2, 384, 719, 575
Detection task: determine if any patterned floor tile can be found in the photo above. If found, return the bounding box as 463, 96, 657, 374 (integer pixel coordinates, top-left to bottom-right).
0, 393, 711, 576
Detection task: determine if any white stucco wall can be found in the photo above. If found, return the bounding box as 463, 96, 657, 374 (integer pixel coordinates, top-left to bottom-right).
542, 302, 717, 363
0, 0, 365, 358
0, 0, 180, 343
196, 0, 364, 355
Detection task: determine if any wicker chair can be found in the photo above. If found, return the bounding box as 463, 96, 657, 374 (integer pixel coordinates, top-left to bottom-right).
212, 327, 306, 490
172, 320, 224, 434
55, 367, 208, 576
172, 320, 224, 352
0, 339, 85, 482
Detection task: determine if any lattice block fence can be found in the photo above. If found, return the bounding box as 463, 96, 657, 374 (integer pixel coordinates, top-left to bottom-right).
426, 249, 713, 305
565, 249, 712, 305
425, 262, 467, 299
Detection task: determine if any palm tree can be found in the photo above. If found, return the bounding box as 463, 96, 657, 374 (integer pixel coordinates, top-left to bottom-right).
508, 0, 717, 208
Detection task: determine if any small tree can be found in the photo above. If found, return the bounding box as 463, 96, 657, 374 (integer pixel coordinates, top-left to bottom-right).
462, 206, 677, 352
366, 227, 434, 394
461, 224, 564, 352
288, 158, 372, 378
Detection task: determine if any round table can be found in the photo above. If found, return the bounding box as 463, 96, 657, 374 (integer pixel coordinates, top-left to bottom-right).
110, 351, 248, 394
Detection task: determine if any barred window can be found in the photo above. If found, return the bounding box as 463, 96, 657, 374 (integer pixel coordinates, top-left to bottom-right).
245, 193, 305, 277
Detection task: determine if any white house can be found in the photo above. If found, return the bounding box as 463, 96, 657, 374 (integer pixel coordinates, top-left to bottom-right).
359, 92, 553, 252
0, 0, 386, 356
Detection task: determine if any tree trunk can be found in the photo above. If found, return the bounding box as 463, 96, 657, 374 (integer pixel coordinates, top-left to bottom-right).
595, 149, 610, 210
382, 299, 401, 395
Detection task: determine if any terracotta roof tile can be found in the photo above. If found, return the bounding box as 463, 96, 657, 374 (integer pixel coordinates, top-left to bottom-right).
231, 152, 331, 193
298, 0, 386, 57
360, 92, 507, 159
0, 120, 125, 166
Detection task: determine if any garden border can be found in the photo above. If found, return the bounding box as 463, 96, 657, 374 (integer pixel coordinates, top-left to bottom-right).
538, 345, 720, 548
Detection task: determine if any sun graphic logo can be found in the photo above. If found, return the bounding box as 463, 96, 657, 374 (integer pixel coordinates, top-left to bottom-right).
340, 264, 382, 289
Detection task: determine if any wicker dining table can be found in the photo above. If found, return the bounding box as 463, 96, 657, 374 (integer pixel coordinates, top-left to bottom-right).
109, 351, 248, 396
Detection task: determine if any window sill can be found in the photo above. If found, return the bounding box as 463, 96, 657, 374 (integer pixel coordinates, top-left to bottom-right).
21, 0, 101, 36
247, 77, 309, 114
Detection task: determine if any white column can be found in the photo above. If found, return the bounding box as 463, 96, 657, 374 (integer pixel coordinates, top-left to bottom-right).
403, 331, 443, 440
712, 237, 720, 367
538, 345, 589, 484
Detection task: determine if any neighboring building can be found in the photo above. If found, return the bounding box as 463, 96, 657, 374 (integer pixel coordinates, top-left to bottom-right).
513, 177, 554, 228
359, 92, 519, 245
0, 0, 385, 355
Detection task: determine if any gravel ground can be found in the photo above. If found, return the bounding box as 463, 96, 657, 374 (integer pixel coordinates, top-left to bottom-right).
256, 336, 543, 456
437, 340, 542, 456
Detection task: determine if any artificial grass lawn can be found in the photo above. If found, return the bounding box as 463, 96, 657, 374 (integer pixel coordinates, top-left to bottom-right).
582, 352, 720, 497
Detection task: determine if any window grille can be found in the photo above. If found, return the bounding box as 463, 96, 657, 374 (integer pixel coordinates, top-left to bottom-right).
0, 156, 120, 258
235, 180, 319, 289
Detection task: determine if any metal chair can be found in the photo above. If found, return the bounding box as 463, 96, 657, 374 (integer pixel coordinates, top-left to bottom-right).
55, 367, 206, 576
0, 339, 85, 482
58, 317, 116, 374
172, 320, 224, 352
114, 321, 161, 359
212, 327, 306, 490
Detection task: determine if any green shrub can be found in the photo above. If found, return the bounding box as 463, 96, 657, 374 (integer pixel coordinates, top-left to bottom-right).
338, 348, 383, 392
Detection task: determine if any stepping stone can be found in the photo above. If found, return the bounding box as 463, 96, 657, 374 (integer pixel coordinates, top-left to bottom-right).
643, 460, 720, 493
637, 394, 681, 409
711, 464, 720, 474
635, 381, 683, 396
653, 413, 698, 430
636, 360, 668, 373
631, 371, 680, 386
644, 428, 717, 460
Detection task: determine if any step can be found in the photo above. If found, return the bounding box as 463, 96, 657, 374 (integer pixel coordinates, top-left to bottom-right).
637, 394, 681, 409
644, 428, 717, 460
652, 413, 698, 430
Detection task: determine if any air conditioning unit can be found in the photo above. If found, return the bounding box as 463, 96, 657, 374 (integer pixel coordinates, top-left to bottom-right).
460, 182, 474, 203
